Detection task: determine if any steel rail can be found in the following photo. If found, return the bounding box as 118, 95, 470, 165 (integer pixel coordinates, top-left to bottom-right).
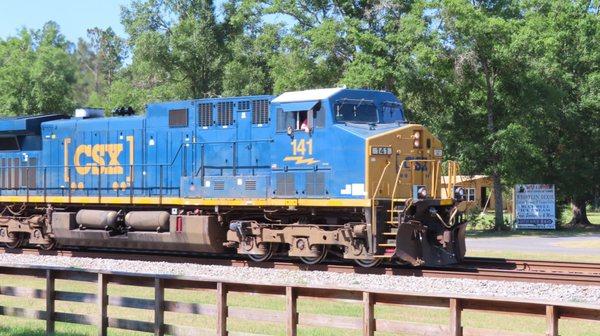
1, 247, 599, 286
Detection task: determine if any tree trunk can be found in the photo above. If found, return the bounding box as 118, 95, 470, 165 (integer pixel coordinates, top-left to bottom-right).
492, 172, 504, 230
569, 199, 591, 227
482, 60, 504, 230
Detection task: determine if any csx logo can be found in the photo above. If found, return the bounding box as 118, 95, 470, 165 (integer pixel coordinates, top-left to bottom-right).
74, 144, 124, 175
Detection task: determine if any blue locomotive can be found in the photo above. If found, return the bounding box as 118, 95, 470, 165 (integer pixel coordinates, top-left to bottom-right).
0, 88, 466, 266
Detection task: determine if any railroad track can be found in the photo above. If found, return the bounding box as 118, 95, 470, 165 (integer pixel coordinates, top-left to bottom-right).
1, 247, 599, 286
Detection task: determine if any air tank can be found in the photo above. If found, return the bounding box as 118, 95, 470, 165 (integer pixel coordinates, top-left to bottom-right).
76, 210, 118, 230
125, 211, 170, 232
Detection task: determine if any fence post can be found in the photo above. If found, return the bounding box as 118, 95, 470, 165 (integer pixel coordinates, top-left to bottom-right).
45, 270, 55, 336
217, 282, 227, 336
546, 305, 558, 336
97, 273, 108, 336
363, 292, 374, 336
286, 286, 297, 336
449, 298, 462, 336
154, 278, 164, 336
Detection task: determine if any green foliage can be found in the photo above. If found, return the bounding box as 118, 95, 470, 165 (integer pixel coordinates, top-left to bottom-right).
0, 22, 76, 116
0, 0, 598, 226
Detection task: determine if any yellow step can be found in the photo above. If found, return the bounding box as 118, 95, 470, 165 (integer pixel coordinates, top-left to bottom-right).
383, 232, 397, 236
378, 243, 396, 248
374, 253, 395, 259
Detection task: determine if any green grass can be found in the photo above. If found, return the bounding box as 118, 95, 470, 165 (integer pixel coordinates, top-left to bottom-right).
1, 275, 599, 335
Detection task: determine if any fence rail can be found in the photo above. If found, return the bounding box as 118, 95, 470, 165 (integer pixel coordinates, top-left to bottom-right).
0, 264, 598, 336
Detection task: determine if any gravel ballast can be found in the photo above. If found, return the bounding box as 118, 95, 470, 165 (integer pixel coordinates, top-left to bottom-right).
0, 254, 599, 305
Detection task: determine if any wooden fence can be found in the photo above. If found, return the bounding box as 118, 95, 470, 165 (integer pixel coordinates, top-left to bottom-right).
0, 264, 598, 336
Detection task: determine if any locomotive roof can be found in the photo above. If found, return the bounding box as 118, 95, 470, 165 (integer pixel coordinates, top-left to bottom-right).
0, 114, 67, 134
272, 88, 345, 103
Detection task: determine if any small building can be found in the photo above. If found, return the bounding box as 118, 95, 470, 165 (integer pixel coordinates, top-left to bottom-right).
441, 175, 508, 211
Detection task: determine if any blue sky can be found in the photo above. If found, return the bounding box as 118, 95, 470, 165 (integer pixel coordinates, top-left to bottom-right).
0, 0, 130, 42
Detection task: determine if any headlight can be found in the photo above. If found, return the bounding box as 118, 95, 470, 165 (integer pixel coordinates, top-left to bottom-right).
417, 186, 427, 199
413, 130, 422, 148
454, 187, 465, 201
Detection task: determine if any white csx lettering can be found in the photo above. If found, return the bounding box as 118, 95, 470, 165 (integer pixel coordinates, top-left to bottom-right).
74, 144, 124, 175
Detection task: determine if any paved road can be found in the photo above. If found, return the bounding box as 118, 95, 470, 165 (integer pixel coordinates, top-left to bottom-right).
466, 233, 600, 256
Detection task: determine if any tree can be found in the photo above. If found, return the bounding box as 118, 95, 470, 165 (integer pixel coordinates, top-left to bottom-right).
220, 0, 279, 95
0, 21, 76, 116
121, 0, 225, 99
397, 0, 554, 230
514, 0, 600, 226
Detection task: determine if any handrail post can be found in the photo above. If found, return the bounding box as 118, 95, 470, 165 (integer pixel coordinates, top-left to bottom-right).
159, 165, 163, 205
389, 160, 406, 224
68, 167, 72, 202
130, 164, 134, 204
286, 286, 297, 336
363, 292, 374, 336
25, 166, 29, 203
154, 278, 164, 336
217, 282, 227, 336
43, 167, 47, 203
449, 298, 462, 336
45, 269, 55, 336
97, 167, 101, 203
97, 273, 108, 336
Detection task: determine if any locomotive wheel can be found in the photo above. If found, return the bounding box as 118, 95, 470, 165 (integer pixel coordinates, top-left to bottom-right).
299, 245, 328, 265
354, 257, 382, 268
39, 238, 57, 251
4, 233, 26, 249
247, 243, 276, 262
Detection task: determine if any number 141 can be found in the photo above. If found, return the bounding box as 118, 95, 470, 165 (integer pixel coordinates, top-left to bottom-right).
291, 139, 313, 156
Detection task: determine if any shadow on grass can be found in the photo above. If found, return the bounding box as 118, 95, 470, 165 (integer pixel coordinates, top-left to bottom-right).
0, 326, 88, 336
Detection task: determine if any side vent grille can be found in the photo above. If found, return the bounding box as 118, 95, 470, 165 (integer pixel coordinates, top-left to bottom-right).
238, 101, 250, 110
252, 100, 269, 124
306, 172, 326, 196
275, 173, 295, 196
214, 181, 225, 191
245, 180, 257, 191
198, 103, 213, 127
217, 102, 234, 126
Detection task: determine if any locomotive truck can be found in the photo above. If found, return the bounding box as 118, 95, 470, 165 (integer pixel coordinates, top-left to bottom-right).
0, 88, 466, 267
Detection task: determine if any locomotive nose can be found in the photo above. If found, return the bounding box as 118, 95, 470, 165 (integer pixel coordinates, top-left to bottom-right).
365, 125, 443, 200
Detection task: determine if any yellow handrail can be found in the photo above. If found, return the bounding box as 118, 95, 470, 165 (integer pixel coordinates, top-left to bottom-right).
374, 159, 460, 228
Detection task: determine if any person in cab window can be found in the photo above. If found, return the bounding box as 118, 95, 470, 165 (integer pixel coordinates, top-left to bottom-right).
298, 111, 309, 132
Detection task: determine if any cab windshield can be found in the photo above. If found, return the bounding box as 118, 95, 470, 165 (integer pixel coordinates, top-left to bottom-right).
334, 99, 378, 124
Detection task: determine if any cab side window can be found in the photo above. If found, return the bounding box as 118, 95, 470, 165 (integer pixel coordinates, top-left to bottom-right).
276, 102, 323, 132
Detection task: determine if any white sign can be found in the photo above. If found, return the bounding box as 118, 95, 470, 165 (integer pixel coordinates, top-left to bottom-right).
514, 184, 556, 229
